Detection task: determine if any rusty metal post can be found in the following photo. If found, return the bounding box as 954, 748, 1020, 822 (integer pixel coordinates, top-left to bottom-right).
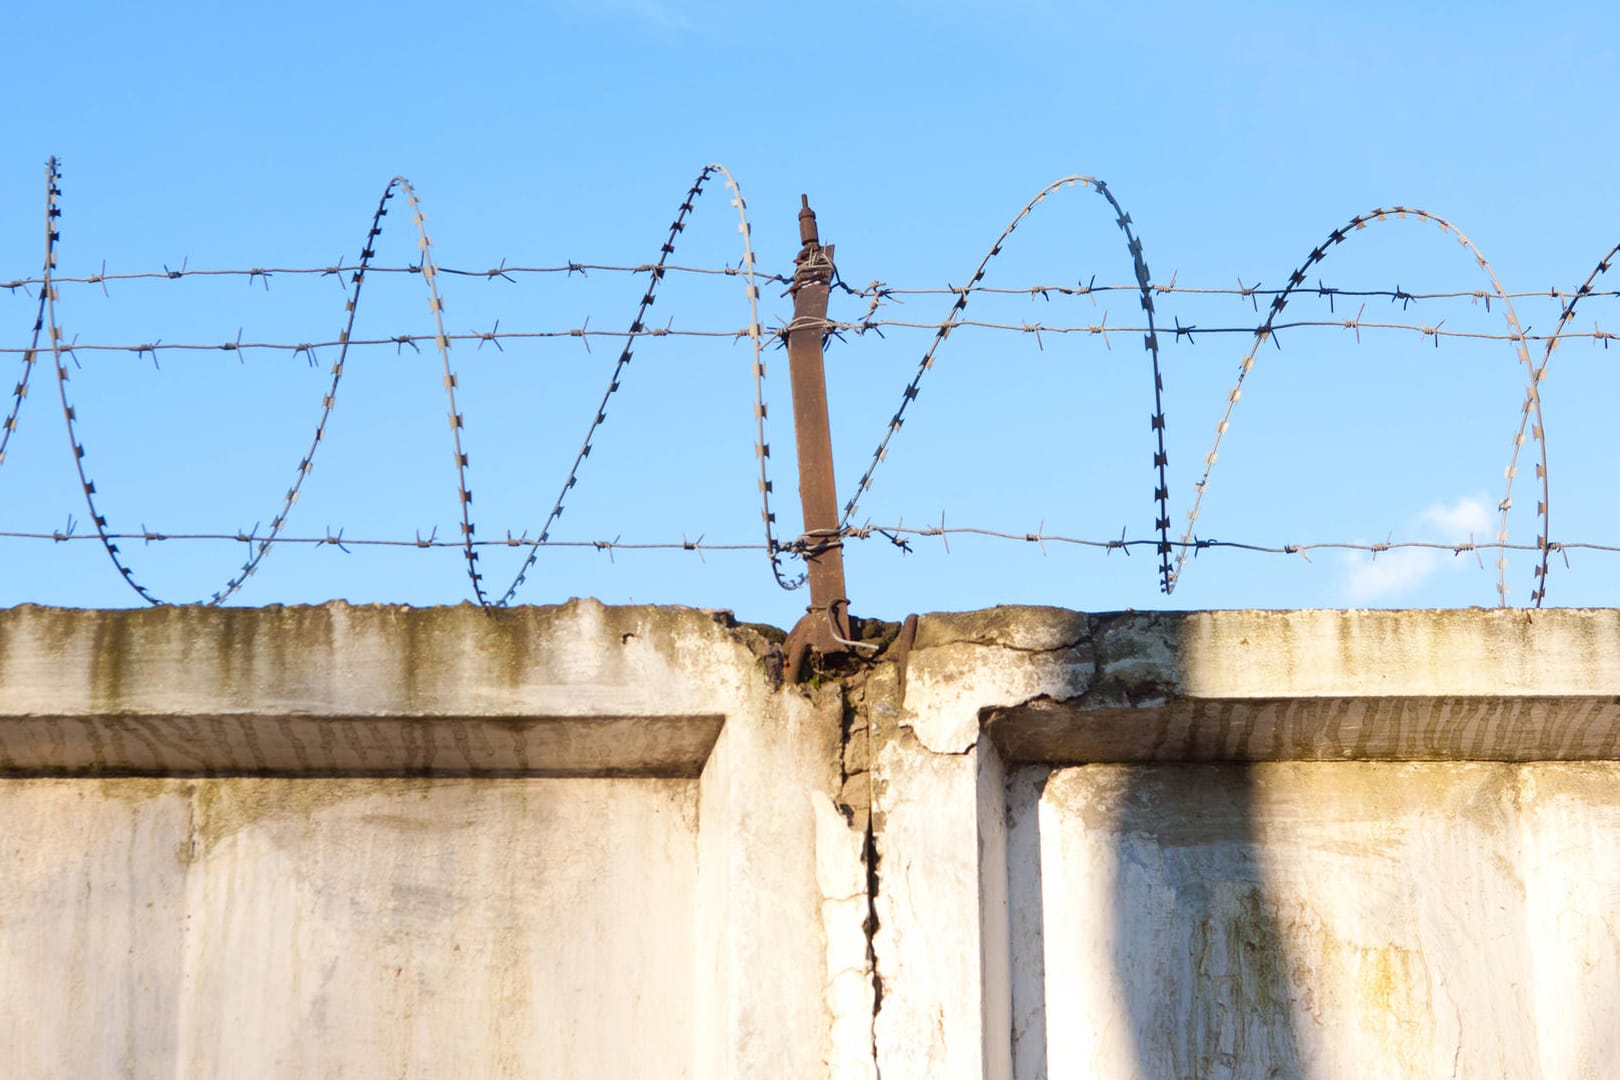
785, 195, 850, 655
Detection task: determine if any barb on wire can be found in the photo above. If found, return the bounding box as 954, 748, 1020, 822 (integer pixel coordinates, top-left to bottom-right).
838, 174, 1174, 591
1169, 206, 1542, 610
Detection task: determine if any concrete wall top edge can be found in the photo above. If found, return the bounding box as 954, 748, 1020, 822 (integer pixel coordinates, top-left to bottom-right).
1176, 608, 1620, 698
908, 606, 1620, 700
0, 599, 785, 719
9, 603, 1619, 722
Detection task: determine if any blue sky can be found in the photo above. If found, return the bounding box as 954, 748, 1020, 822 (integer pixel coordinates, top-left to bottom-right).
3, 2, 1618, 624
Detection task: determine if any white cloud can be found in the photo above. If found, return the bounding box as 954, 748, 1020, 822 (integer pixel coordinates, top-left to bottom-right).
1342, 548, 1442, 603
1417, 495, 1494, 538
1339, 494, 1493, 604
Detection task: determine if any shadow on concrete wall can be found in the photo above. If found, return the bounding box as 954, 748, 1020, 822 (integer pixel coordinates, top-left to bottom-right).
1109, 765, 1302, 1078
1008, 764, 1306, 1078
1006, 766, 1050, 1078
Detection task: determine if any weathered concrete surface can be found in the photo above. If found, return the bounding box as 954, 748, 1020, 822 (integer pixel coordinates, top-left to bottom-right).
874, 607, 1620, 1079
3, 777, 699, 1078
0, 602, 766, 774
1017, 762, 1620, 1079
0, 600, 844, 1079
897, 607, 1620, 761
993, 694, 1620, 763
815, 788, 880, 1080
10, 603, 1620, 1078
909, 606, 1620, 701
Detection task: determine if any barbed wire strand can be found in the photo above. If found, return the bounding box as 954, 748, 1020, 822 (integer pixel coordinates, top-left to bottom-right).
0, 262, 792, 291
13, 168, 1620, 609
202, 180, 402, 603
711, 165, 804, 593
0, 327, 751, 356
8, 318, 1620, 360
835, 523, 1620, 560
395, 181, 486, 604
6, 525, 1619, 560
40, 169, 414, 605
488, 165, 796, 605
1508, 239, 1619, 606
835, 280, 1620, 306
490, 169, 718, 605
0, 176, 53, 469
830, 318, 1615, 346
13, 265, 1620, 309
44, 159, 159, 602
838, 174, 1175, 590
1169, 206, 1542, 608
1095, 179, 1173, 592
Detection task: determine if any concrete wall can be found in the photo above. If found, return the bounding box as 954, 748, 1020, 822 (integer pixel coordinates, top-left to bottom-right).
874, 608, 1620, 1080
4, 603, 1620, 1078
0, 602, 843, 1079
1014, 761, 1620, 1078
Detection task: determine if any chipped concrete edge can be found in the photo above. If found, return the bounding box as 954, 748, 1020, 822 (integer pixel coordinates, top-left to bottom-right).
900, 608, 1620, 751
